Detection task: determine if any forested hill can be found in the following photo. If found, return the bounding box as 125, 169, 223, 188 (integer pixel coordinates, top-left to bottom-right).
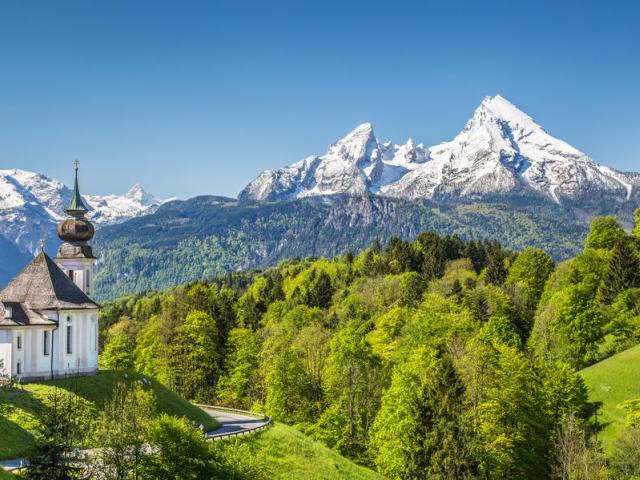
91, 194, 612, 300
100, 210, 640, 478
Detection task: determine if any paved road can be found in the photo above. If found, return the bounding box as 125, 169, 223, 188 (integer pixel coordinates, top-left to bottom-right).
203, 407, 269, 438
1, 406, 269, 471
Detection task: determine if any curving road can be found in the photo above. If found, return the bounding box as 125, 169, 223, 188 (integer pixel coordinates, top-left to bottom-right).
203, 407, 270, 438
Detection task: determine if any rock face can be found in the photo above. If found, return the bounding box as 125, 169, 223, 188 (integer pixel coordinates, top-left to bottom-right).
239, 95, 639, 206
0, 169, 163, 258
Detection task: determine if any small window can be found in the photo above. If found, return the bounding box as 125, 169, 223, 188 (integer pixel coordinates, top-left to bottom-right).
85, 270, 91, 293
68, 270, 74, 281
4, 306, 12, 319
44, 331, 50, 356
16, 361, 21, 375
17, 334, 22, 350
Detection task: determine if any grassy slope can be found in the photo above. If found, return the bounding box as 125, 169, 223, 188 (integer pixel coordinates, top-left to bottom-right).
233, 423, 383, 480
0, 370, 219, 460
580, 344, 640, 451
0, 471, 15, 479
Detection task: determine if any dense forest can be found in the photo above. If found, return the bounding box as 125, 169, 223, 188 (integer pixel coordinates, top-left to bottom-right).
91, 195, 613, 300
99, 209, 640, 479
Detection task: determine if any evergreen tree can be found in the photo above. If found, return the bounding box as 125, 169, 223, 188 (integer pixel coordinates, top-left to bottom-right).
305, 271, 334, 309
599, 238, 640, 304
24, 387, 86, 480
370, 349, 474, 479
484, 252, 508, 286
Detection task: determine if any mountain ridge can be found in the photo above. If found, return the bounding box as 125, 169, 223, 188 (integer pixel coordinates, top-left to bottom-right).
239, 95, 639, 206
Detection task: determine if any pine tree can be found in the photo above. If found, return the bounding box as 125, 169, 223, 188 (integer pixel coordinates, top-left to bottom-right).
404, 357, 474, 480
599, 238, 640, 304
305, 271, 334, 309
24, 387, 85, 479
485, 252, 508, 286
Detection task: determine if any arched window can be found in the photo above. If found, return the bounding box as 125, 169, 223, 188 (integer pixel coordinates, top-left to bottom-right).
16, 360, 21, 375
44, 330, 50, 356
66, 316, 73, 355
16, 334, 22, 350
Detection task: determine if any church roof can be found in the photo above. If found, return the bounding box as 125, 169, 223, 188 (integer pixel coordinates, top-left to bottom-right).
0, 252, 99, 311
0, 302, 56, 327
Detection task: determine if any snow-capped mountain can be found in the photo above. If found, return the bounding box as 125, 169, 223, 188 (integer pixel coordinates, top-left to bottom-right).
239, 95, 639, 205
0, 168, 164, 256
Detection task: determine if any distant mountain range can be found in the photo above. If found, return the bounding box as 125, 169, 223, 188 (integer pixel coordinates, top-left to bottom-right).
240, 95, 639, 207
2, 95, 639, 298
0, 168, 165, 285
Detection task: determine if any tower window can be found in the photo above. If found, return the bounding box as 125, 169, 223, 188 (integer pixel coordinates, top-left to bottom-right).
17, 334, 22, 350
68, 270, 74, 281
85, 270, 91, 294
44, 331, 50, 356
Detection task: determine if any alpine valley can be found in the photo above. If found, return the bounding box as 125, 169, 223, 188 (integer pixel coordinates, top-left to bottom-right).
2, 96, 638, 299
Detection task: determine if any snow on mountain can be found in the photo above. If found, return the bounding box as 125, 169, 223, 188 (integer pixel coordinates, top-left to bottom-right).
0, 169, 163, 256
239, 95, 639, 205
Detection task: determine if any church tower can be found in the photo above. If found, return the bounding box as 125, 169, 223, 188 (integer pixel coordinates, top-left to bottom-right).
55, 162, 96, 296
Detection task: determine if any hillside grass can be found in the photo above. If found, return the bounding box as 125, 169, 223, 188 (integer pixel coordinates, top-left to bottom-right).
0, 370, 219, 460
230, 423, 383, 480
580, 344, 640, 452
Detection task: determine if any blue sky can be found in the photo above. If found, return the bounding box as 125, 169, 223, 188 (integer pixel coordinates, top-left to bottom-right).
0, 0, 639, 199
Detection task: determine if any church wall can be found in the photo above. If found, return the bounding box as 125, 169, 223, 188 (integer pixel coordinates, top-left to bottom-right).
0, 330, 12, 377
56, 309, 99, 376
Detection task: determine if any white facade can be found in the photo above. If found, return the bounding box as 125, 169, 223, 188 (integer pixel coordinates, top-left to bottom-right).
0, 303, 99, 382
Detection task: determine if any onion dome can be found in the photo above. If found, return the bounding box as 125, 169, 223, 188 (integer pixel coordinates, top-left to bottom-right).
57, 161, 95, 244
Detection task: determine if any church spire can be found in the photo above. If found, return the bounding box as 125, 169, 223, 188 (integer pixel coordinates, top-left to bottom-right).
65, 160, 90, 217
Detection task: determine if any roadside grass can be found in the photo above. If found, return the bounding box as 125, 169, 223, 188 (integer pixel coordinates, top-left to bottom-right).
0, 470, 15, 479
0, 370, 219, 460
580, 343, 640, 452
229, 423, 383, 480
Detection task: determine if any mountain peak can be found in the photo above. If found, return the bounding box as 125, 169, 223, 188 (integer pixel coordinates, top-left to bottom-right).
125, 183, 159, 206
326, 123, 378, 165
472, 94, 537, 129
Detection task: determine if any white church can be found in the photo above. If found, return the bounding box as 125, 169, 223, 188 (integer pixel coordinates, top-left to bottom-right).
0, 165, 100, 381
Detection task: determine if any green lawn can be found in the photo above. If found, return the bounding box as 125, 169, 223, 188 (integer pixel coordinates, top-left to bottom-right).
230, 423, 383, 480
0, 370, 219, 460
580, 343, 640, 452
0, 470, 15, 479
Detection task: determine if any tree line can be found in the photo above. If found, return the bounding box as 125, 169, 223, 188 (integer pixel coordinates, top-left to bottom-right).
99, 211, 640, 479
